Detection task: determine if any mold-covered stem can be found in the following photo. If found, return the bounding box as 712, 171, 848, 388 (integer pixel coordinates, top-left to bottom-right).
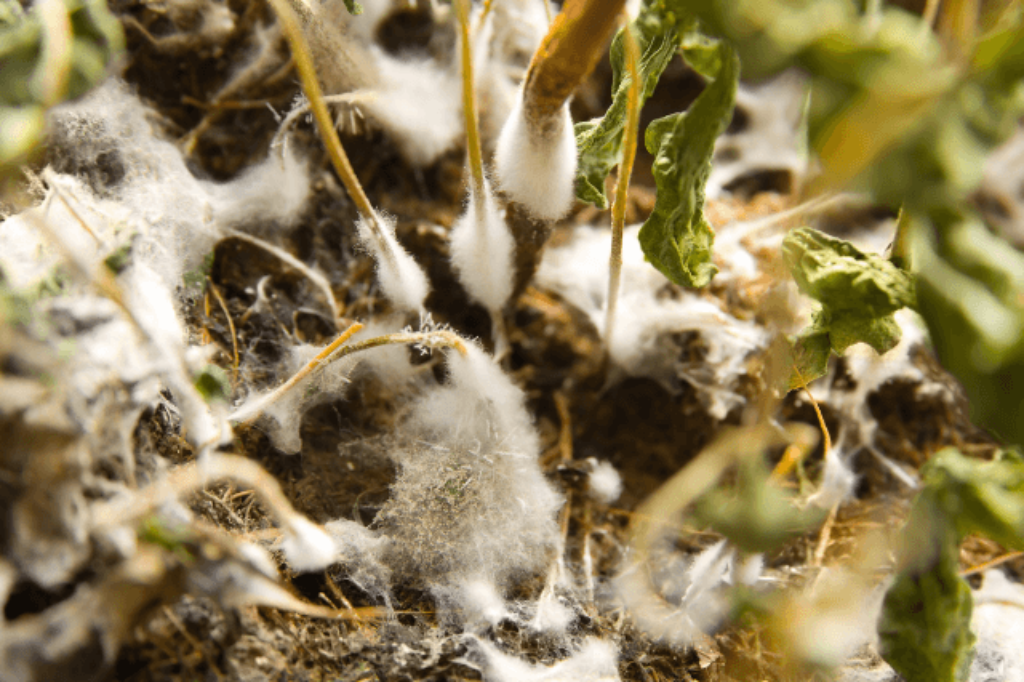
604, 21, 640, 347
233, 327, 470, 424
523, 0, 625, 129
333, 330, 470, 359
235, 322, 364, 424
454, 0, 486, 218
264, 0, 376, 224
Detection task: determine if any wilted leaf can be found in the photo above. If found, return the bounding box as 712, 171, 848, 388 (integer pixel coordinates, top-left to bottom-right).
879, 490, 975, 682
783, 227, 914, 386
638, 39, 737, 288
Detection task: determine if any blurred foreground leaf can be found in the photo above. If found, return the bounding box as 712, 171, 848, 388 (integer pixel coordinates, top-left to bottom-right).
0, 0, 123, 176
194, 364, 231, 404
913, 216, 1024, 446
694, 456, 824, 553
880, 448, 1024, 682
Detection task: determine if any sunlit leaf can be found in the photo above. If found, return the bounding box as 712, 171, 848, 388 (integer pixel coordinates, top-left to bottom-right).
574, 1, 684, 208
782, 227, 914, 385
638, 39, 737, 288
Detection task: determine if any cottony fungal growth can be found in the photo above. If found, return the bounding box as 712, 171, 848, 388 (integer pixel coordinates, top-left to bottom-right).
3, 1, 1024, 682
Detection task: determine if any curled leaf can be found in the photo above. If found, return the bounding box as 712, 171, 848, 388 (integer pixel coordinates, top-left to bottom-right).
783, 227, 915, 387
638, 39, 737, 288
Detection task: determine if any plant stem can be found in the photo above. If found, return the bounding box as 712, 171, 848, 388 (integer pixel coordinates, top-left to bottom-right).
604, 19, 640, 348
329, 330, 470, 361
454, 0, 486, 219
264, 0, 379, 227
522, 0, 626, 131
792, 363, 832, 455
236, 322, 364, 424
233, 327, 469, 424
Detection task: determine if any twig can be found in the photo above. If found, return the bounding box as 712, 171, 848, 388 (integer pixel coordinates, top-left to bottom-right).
604, 19, 640, 349
234, 322, 364, 424
225, 230, 340, 323
200, 488, 246, 528
208, 280, 240, 376
163, 606, 226, 679
960, 550, 1024, 577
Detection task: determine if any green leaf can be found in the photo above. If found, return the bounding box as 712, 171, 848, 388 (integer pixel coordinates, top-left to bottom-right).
573, 1, 685, 209
638, 39, 737, 288
693, 455, 824, 553
342, 0, 363, 15
194, 364, 231, 404
925, 448, 1024, 550
912, 216, 1024, 446
878, 488, 975, 682
880, 447, 1024, 682
782, 227, 914, 385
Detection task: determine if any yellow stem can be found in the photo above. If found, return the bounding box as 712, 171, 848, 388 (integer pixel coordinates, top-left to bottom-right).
792, 363, 832, 455
455, 0, 486, 211
604, 19, 640, 347
264, 0, 377, 224
240, 322, 364, 424
235, 327, 471, 424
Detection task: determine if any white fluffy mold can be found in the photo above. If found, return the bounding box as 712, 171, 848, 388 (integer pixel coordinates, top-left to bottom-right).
449, 178, 515, 313
354, 211, 430, 313
374, 342, 563, 593
495, 92, 578, 222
